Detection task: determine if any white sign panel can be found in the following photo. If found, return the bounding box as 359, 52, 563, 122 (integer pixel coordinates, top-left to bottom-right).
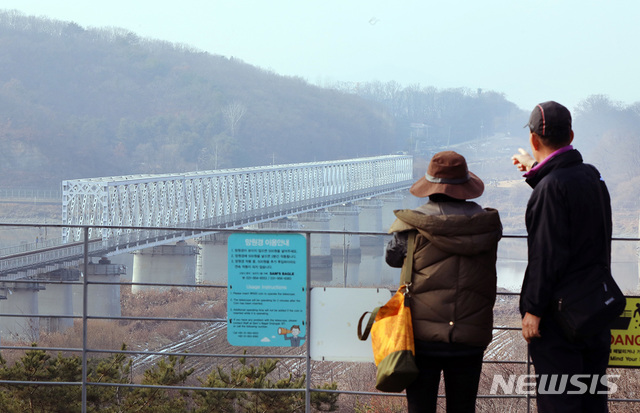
310, 287, 391, 362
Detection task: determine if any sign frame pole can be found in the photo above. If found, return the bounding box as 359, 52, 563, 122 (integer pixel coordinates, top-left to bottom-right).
305, 231, 311, 412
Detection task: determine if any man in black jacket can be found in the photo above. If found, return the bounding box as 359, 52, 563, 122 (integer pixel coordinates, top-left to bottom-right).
512, 101, 613, 412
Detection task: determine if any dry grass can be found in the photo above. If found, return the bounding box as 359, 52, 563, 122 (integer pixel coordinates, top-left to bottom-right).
29, 286, 227, 357
119, 285, 226, 347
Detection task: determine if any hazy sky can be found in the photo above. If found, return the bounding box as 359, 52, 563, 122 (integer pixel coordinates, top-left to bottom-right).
3, 1, 639, 111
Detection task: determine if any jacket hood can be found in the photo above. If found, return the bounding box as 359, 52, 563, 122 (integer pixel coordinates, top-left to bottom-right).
389, 207, 502, 256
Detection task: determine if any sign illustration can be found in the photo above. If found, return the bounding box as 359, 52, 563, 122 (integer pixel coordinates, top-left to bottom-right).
610, 297, 640, 368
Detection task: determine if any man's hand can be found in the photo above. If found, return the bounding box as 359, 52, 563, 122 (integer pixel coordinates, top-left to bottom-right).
522, 312, 542, 343
512, 148, 535, 172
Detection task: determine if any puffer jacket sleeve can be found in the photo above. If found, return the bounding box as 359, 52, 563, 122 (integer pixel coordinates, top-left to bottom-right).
385, 231, 408, 268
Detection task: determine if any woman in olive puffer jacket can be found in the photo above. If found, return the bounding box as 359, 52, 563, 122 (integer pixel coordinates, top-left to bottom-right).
385, 151, 502, 413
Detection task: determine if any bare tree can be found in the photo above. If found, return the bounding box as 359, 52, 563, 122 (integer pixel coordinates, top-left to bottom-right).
221, 101, 247, 137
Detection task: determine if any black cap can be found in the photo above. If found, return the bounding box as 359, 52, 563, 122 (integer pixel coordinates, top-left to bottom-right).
527, 101, 572, 137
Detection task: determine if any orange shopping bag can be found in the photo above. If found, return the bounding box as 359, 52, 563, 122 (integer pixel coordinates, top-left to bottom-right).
358, 232, 418, 392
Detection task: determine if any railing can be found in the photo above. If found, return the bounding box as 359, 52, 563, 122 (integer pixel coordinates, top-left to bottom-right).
0, 188, 61, 201
0, 224, 638, 412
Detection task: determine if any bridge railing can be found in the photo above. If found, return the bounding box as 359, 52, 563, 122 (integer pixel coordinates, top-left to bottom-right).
0, 188, 61, 201
0, 224, 638, 412
0, 235, 66, 258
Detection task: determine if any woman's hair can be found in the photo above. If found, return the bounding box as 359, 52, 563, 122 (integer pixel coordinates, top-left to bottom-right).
429, 193, 465, 202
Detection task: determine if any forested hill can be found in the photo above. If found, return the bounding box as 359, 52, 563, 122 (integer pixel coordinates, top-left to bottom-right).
0, 11, 405, 187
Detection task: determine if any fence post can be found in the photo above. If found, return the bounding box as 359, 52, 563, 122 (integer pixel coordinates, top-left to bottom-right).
526, 345, 531, 413
305, 231, 312, 412
82, 227, 89, 413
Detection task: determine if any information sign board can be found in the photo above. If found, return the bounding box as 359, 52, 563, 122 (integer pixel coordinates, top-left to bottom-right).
227, 233, 307, 347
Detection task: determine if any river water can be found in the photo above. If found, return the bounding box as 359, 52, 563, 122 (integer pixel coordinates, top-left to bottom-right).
315, 237, 640, 295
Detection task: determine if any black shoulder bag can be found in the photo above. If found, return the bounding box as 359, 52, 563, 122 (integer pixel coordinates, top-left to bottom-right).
552, 168, 626, 341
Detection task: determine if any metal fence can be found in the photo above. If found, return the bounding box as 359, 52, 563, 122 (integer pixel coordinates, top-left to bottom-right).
0, 224, 638, 412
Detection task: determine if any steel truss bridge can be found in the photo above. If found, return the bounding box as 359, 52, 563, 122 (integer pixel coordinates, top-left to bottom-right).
1, 155, 413, 277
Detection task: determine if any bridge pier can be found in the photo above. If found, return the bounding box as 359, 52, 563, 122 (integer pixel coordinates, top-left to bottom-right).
196, 233, 230, 285
73, 258, 125, 318
357, 198, 400, 286
0, 281, 41, 341
329, 203, 362, 257
295, 210, 332, 282
379, 193, 407, 232
38, 269, 79, 333
131, 241, 198, 293
356, 198, 384, 249
328, 204, 362, 286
